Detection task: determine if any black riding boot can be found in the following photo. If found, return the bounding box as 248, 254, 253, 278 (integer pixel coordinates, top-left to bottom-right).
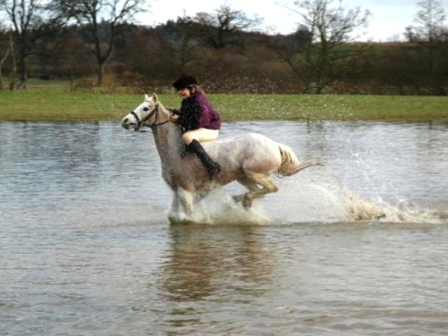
188, 139, 221, 178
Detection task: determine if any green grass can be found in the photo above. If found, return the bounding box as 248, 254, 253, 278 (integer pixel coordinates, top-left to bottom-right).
1, 87, 448, 122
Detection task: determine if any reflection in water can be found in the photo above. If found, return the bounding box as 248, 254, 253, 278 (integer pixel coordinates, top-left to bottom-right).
157, 225, 274, 328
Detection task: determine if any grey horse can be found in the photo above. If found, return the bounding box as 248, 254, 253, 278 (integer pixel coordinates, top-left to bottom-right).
121, 94, 321, 223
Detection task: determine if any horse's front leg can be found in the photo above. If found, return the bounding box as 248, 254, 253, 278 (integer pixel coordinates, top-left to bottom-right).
167, 192, 180, 223
177, 187, 195, 218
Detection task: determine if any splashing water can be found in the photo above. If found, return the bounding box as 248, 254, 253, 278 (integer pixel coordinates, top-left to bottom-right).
169, 188, 272, 225
335, 191, 447, 224
279, 170, 448, 224
173, 172, 448, 225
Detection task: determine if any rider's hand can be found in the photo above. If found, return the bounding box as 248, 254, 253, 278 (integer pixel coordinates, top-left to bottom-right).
170, 114, 179, 122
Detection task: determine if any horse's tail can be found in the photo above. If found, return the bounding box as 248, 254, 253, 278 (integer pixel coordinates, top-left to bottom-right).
276, 144, 323, 177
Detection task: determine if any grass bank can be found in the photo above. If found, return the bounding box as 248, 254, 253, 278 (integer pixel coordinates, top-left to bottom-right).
1, 88, 447, 122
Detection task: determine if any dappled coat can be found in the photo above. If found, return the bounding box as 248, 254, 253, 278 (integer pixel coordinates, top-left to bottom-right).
176, 91, 221, 132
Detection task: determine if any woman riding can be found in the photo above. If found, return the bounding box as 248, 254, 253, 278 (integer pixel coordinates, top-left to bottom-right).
170, 74, 222, 178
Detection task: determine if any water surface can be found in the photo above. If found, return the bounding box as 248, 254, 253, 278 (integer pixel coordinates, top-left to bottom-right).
1, 121, 447, 335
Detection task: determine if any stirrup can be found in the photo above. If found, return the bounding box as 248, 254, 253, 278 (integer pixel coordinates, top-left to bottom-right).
207, 163, 221, 179
180, 145, 190, 157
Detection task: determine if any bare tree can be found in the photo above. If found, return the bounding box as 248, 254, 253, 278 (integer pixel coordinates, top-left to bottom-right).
164, 17, 202, 74
0, 0, 64, 89
406, 0, 446, 42
280, 0, 371, 93
52, 0, 146, 86
404, 0, 448, 94
267, 25, 312, 91
193, 5, 262, 50
0, 49, 8, 90
0, 24, 9, 90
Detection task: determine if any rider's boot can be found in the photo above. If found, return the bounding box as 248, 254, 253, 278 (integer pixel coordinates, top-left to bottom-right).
187, 139, 221, 179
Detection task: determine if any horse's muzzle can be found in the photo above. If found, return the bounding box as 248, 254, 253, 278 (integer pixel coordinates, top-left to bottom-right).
121, 117, 135, 130
121, 118, 145, 132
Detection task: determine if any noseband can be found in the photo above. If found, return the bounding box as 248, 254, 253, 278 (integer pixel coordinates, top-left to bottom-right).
130, 104, 170, 131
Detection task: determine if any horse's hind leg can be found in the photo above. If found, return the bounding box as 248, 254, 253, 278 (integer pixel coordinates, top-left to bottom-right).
240, 172, 278, 208
233, 177, 259, 203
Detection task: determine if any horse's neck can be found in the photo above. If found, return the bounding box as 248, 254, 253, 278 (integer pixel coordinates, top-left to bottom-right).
151, 107, 184, 168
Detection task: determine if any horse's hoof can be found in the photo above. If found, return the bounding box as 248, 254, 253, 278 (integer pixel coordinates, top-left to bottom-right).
242, 198, 252, 209
168, 216, 181, 224
233, 195, 244, 203
168, 216, 195, 225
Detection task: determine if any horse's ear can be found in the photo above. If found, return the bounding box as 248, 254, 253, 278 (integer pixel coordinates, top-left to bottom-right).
144, 94, 150, 101
152, 93, 158, 103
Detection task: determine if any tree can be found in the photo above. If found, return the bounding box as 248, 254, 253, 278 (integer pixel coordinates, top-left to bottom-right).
52, 0, 146, 86
0, 25, 9, 90
0, 0, 64, 89
53, 26, 93, 89
193, 5, 262, 51
114, 19, 203, 89
280, 0, 371, 93
0, 44, 9, 90
268, 25, 312, 91
405, 0, 446, 42
404, 0, 448, 94
186, 5, 263, 85
164, 17, 203, 74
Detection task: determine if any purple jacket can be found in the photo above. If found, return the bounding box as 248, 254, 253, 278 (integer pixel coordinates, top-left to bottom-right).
177, 92, 221, 132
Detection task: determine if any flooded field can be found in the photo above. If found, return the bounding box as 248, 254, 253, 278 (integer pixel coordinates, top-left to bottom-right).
1, 121, 447, 335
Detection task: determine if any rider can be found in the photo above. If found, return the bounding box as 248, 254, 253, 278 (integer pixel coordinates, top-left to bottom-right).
170, 73, 222, 178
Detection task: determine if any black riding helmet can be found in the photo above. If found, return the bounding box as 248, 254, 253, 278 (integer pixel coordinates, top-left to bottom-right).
172, 74, 199, 90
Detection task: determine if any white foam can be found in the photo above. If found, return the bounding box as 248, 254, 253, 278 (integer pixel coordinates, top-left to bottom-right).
168, 188, 272, 225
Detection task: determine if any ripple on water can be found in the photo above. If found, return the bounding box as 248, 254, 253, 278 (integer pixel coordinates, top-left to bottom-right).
1, 121, 448, 335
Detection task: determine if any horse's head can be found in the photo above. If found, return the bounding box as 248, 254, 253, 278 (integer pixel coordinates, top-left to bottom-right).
121, 93, 162, 131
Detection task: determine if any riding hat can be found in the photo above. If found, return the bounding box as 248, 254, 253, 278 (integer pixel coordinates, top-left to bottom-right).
172, 74, 199, 90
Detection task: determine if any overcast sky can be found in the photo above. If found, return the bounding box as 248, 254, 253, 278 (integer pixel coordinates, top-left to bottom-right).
140, 0, 448, 42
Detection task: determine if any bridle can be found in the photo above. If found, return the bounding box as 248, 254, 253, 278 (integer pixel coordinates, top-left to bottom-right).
130, 103, 170, 131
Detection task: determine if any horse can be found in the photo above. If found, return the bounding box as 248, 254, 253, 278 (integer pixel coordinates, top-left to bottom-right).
121, 93, 321, 223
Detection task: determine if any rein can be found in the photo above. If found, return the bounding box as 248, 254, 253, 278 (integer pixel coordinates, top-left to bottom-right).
131, 104, 170, 130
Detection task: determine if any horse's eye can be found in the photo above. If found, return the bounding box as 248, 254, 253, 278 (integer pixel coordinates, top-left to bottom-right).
143, 107, 149, 111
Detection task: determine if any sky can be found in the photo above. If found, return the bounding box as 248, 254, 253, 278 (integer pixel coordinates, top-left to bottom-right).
139, 0, 448, 42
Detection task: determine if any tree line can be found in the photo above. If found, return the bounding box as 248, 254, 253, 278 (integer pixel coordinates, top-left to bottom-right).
1, 0, 448, 95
